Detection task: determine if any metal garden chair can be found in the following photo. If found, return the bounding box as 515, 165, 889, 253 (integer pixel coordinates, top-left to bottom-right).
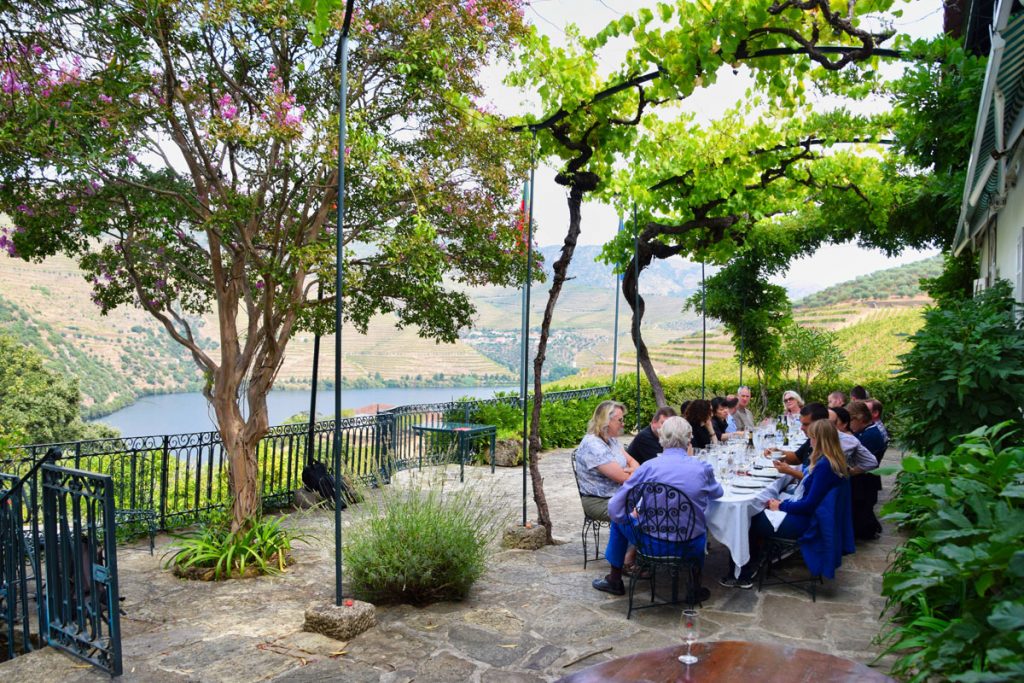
623, 481, 705, 619
569, 449, 609, 568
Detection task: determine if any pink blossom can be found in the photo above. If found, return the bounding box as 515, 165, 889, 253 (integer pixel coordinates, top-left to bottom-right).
0, 229, 16, 257
127, 153, 138, 164
283, 104, 304, 127
99, 117, 110, 128
364, 22, 375, 33
31, 44, 43, 57
344, 146, 351, 158
255, 281, 265, 290
217, 93, 237, 120
1, 70, 27, 94
68, 205, 78, 214
98, 93, 113, 104
17, 204, 32, 215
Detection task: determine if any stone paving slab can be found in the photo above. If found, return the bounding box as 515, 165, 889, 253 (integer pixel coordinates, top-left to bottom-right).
0, 446, 905, 682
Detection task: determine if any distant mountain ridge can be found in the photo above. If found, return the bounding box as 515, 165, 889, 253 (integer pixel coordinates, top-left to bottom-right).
536, 244, 704, 296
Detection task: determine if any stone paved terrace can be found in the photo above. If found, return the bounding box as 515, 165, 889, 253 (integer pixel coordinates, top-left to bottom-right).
0, 444, 904, 682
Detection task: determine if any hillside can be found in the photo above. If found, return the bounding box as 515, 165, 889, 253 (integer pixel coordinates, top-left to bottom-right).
0, 256, 209, 416
0, 255, 516, 415
794, 255, 942, 308
1, 247, 937, 416
583, 255, 940, 382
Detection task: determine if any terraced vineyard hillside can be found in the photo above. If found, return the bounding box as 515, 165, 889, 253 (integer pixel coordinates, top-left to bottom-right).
577, 303, 925, 381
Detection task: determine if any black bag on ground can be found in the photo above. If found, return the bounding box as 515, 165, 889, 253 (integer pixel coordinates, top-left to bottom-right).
301, 460, 348, 509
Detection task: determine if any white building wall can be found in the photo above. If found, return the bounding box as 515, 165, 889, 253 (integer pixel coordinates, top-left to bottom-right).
978, 166, 1024, 303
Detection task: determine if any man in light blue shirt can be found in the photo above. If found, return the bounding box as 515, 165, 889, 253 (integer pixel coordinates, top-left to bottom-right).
592, 417, 723, 598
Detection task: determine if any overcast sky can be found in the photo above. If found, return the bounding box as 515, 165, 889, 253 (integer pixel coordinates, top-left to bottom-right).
484, 0, 948, 294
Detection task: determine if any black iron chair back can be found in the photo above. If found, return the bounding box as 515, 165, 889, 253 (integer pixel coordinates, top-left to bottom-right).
623, 481, 704, 618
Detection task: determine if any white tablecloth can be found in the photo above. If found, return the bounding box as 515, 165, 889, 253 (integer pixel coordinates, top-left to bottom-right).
706, 471, 787, 577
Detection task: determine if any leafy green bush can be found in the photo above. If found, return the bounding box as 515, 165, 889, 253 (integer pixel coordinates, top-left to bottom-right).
456, 393, 606, 461
163, 509, 305, 580
345, 475, 510, 605
536, 397, 604, 448
893, 281, 1024, 456
879, 423, 1024, 682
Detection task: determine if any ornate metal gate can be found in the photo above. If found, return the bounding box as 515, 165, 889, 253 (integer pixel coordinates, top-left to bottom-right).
41, 464, 122, 677
0, 472, 36, 661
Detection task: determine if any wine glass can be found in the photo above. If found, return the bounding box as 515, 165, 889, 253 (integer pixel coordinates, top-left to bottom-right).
678, 609, 700, 664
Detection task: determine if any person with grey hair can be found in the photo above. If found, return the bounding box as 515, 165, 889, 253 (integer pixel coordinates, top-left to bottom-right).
591, 416, 723, 598
732, 386, 756, 432
576, 400, 639, 522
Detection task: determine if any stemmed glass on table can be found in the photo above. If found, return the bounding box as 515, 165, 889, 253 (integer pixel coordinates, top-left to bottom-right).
678, 609, 700, 664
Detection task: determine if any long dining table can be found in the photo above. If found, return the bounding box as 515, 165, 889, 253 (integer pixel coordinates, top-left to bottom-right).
705, 470, 785, 577
701, 435, 804, 577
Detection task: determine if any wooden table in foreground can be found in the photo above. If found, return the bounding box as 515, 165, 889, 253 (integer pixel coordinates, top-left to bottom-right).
557, 640, 894, 683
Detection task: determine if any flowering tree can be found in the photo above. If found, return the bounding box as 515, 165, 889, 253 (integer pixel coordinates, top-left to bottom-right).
0, 0, 530, 530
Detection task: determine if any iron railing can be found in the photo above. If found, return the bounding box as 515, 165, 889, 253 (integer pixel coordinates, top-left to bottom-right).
2, 387, 611, 534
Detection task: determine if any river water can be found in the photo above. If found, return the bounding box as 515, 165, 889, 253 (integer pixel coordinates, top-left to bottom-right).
91, 386, 518, 438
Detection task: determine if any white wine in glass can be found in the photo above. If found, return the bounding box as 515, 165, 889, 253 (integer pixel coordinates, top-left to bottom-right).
678, 609, 699, 664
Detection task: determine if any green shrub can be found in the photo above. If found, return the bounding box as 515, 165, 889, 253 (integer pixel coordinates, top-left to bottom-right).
455, 393, 606, 462
345, 475, 511, 605
893, 281, 1024, 456
163, 509, 305, 580
878, 423, 1024, 681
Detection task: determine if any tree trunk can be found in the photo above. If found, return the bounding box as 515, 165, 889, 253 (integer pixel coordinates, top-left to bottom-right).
208, 384, 260, 532
621, 248, 667, 410
528, 171, 599, 545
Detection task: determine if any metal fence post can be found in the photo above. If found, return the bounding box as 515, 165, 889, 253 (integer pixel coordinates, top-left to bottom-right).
159, 436, 169, 530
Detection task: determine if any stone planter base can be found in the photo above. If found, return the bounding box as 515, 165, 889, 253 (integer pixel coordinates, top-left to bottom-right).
501, 523, 547, 550
304, 601, 377, 641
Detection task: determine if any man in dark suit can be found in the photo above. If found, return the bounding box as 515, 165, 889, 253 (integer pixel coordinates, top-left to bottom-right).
626, 406, 677, 464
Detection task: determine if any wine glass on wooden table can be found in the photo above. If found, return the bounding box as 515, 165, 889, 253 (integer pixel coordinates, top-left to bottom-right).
678, 609, 700, 664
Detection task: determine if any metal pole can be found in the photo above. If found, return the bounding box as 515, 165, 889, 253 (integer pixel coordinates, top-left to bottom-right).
519, 133, 536, 527
611, 213, 623, 386
633, 203, 640, 431
739, 289, 746, 386
334, 0, 355, 607
307, 284, 323, 465
701, 261, 706, 400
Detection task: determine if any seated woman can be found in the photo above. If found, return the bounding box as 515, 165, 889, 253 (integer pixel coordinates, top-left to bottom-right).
782, 389, 804, 426
683, 399, 717, 449
722, 419, 849, 588
592, 417, 723, 596
575, 400, 638, 523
